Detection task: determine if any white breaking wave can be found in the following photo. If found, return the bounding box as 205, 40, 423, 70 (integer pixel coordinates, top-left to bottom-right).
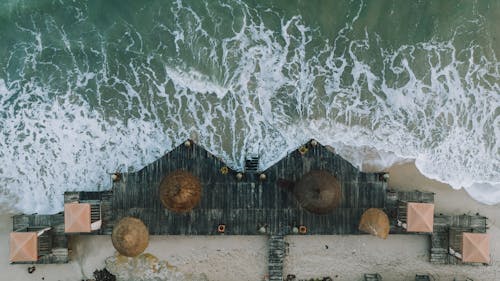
0, 0, 498, 214
0, 80, 175, 213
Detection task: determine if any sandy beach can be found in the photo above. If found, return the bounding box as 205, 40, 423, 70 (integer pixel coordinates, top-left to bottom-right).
1, 162, 498, 281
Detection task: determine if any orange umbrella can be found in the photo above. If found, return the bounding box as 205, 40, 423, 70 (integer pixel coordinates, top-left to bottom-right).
10, 232, 38, 262
111, 217, 149, 257
159, 170, 202, 213
293, 170, 342, 214
358, 208, 390, 239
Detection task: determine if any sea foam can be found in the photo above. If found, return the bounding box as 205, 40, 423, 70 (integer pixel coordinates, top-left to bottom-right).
0, 0, 498, 214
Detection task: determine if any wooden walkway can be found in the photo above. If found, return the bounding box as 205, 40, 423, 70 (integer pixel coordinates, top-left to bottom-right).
386, 189, 435, 234
112, 140, 387, 235
268, 235, 286, 281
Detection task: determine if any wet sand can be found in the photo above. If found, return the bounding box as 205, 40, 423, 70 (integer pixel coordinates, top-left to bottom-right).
0, 162, 498, 281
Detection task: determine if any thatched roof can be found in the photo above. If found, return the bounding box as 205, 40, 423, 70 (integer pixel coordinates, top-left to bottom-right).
111, 217, 149, 257
293, 170, 342, 214
358, 208, 390, 239
159, 170, 202, 213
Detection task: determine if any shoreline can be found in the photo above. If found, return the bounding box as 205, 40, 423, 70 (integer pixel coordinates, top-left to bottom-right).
1, 161, 498, 280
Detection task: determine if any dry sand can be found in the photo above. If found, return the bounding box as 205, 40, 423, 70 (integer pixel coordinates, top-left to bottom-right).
0, 162, 499, 281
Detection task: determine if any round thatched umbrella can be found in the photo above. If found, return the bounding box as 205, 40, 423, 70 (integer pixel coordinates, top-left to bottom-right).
293, 170, 342, 214
358, 208, 390, 239
111, 217, 149, 257
159, 170, 202, 213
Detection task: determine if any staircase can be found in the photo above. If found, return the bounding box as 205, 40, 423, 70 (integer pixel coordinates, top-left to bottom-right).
90, 203, 101, 223
51, 248, 69, 263
397, 202, 407, 224
100, 191, 114, 234
37, 232, 52, 256
430, 229, 449, 264
81, 193, 113, 234
80, 200, 101, 224
430, 247, 448, 264
245, 156, 259, 173
268, 235, 285, 281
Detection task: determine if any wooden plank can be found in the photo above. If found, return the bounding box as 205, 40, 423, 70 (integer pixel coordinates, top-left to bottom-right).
429, 214, 488, 265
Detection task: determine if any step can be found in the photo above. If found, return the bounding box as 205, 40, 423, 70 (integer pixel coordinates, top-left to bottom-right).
90, 204, 101, 223
245, 156, 260, 173
364, 273, 382, 281
415, 275, 431, 281
268, 235, 285, 281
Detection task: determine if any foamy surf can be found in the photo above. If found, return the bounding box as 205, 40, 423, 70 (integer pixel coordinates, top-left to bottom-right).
0, 0, 498, 214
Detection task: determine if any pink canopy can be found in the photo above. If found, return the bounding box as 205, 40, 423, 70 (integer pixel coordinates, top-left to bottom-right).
10, 232, 38, 262
64, 203, 91, 233
462, 233, 490, 263
406, 202, 434, 233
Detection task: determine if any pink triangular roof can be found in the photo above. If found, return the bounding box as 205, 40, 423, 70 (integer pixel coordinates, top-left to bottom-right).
406, 202, 434, 232
462, 233, 490, 263
64, 203, 91, 233
10, 232, 38, 262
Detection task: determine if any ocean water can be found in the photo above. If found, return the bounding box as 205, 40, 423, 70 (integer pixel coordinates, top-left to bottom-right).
0, 0, 498, 214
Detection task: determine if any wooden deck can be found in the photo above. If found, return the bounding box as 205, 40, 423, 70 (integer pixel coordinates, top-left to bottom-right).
111, 140, 389, 281
386, 189, 435, 234
64, 191, 114, 234
12, 213, 68, 264
430, 214, 488, 265
112, 140, 388, 235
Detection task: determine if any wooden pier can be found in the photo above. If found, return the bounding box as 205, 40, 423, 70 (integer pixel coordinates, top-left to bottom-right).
10, 139, 490, 278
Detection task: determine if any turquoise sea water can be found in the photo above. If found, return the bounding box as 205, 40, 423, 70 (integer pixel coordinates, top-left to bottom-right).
0, 0, 499, 213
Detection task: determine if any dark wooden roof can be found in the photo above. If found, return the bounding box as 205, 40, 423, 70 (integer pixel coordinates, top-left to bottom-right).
112, 140, 388, 235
